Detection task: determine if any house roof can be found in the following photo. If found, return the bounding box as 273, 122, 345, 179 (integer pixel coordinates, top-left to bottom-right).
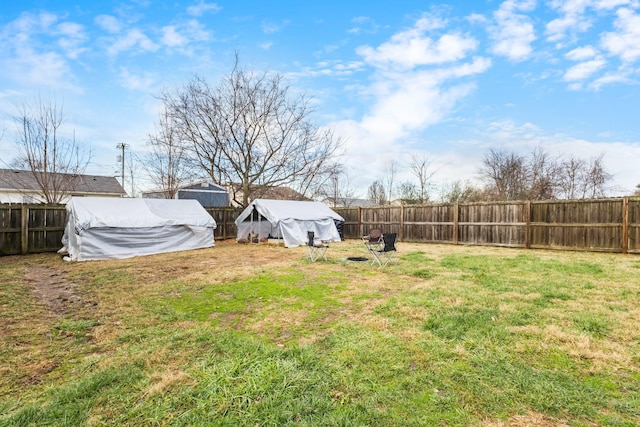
228, 183, 310, 202
0, 168, 125, 195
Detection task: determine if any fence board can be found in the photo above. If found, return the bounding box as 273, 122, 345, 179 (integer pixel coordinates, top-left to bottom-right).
627, 199, 640, 253
530, 199, 624, 252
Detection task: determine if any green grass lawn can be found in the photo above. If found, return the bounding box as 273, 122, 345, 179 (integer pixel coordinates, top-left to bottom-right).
1, 240, 639, 426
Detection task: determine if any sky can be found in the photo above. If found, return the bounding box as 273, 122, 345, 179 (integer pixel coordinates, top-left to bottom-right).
1, 0, 639, 198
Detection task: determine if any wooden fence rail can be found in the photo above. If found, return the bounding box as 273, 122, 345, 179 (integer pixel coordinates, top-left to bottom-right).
2, 198, 639, 256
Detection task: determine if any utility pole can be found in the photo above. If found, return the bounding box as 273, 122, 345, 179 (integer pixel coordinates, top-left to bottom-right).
116, 143, 126, 190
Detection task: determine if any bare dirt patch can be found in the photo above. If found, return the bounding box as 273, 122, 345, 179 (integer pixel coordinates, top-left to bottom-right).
24, 266, 88, 316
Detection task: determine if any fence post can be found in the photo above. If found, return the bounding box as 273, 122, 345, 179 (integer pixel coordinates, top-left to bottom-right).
525, 200, 531, 249
453, 203, 459, 245
399, 205, 404, 241
21, 205, 28, 255
622, 197, 629, 254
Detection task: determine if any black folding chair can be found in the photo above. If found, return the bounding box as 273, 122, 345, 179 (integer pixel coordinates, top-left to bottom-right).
371, 233, 397, 267
306, 231, 328, 262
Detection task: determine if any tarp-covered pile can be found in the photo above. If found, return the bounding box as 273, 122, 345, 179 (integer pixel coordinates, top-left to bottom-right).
234, 199, 344, 248
62, 197, 216, 261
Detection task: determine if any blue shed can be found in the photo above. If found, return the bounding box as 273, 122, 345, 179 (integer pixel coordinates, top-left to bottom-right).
176, 181, 230, 207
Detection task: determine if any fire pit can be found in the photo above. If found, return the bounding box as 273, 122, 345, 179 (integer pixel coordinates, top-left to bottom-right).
346, 256, 369, 262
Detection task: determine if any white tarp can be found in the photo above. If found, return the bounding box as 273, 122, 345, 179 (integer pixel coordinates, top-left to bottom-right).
62, 197, 216, 261
234, 199, 344, 248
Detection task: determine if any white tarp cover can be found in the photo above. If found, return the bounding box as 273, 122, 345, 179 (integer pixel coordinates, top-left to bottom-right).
62, 197, 216, 261
234, 199, 344, 248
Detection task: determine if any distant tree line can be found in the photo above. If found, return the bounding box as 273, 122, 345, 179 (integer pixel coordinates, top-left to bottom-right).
365, 147, 615, 205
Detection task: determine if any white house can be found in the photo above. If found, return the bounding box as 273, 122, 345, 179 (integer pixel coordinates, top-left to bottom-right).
0, 169, 126, 204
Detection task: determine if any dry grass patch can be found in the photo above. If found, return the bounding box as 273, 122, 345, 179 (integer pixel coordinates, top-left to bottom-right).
2, 239, 640, 426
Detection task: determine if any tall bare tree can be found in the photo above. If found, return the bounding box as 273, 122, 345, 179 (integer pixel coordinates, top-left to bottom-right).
144, 107, 196, 199
557, 155, 586, 199
7, 97, 91, 203
528, 147, 560, 200
383, 160, 398, 204
408, 153, 438, 203
583, 153, 612, 198
160, 57, 342, 207
479, 149, 528, 200
367, 180, 387, 205
556, 153, 612, 199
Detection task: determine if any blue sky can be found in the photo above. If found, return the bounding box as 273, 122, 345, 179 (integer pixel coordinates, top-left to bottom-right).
1, 0, 639, 197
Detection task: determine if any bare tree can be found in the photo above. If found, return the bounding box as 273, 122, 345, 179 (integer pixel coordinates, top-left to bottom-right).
397, 181, 420, 204
558, 153, 612, 199
383, 160, 398, 204
160, 57, 342, 207
479, 149, 528, 200
528, 147, 560, 200
6, 97, 91, 203
558, 155, 586, 199
438, 180, 485, 203
319, 164, 358, 207
408, 153, 438, 203
144, 107, 197, 199
584, 153, 613, 198
367, 180, 387, 205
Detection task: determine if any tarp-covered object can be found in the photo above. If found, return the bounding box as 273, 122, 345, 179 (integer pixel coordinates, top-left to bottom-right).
62, 197, 216, 261
234, 199, 344, 248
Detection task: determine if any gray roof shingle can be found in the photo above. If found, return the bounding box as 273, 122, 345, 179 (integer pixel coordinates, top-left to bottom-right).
0, 168, 125, 195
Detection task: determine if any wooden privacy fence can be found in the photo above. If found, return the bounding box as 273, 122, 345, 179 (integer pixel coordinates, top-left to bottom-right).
332, 197, 640, 254
2, 198, 640, 255
0, 204, 67, 256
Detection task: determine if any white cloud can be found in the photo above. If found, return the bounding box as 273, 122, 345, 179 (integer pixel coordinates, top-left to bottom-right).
287, 60, 365, 79
0, 11, 81, 89
356, 15, 477, 70
490, 0, 537, 62
563, 58, 606, 81
107, 29, 159, 56
348, 16, 382, 34
590, 72, 631, 89
565, 45, 598, 60
545, 0, 593, 43
55, 21, 87, 59
187, 1, 221, 16
11, 50, 71, 88
332, 13, 492, 187
601, 7, 640, 62
161, 26, 188, 47
183, 19, 211, 42
261, 20, 289, 34
546, 0, 632, 44
117, 67, 157, 91
94, 15, 122, 34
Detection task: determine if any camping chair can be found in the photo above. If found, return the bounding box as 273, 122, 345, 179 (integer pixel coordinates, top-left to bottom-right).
371, 233, 397, 267
362, 228, 383, 258
306, 231, 329, 262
